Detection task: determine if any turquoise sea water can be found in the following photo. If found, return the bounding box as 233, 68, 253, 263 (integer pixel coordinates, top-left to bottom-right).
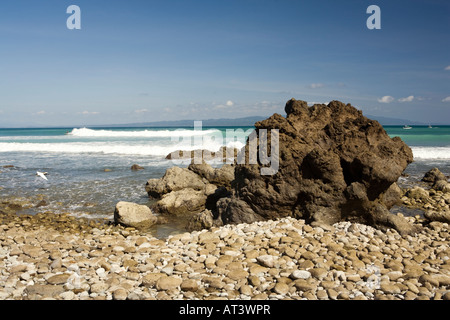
0, 126, 252, 237
0, 125, 448, 237
383, 125, 450, 188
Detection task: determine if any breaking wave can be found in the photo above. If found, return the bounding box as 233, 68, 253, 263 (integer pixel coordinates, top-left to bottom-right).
67, 127, 221, 138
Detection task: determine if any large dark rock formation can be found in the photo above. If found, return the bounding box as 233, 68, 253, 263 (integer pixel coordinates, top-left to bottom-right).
216, 99, 417, 234
146, 98, 418, 235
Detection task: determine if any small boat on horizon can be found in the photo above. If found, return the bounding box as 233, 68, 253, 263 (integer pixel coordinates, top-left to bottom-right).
403, 125, 412, 130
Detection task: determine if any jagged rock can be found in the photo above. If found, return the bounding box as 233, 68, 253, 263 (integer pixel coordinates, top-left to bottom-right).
380, 182, 403, 208
145, 166, 206, 198
421, 168, 449, 193
114, 201, 157, 229
434, 180, 450, 193
131, 164, 144, 171
146, 163, 233, 217
153, 188, 208, 215
186, 209, 215, 231
217, 197, 264, 225
405, 187, 430, 202
188, 163, 235, 188
217, 99, 416, 235
422, 168, 446, 184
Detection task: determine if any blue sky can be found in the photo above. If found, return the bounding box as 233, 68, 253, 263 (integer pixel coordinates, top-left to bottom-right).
0, 0, 449, 126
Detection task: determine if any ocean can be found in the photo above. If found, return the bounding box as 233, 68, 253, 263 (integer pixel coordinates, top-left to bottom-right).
0, 126, 252, 237
0, 125, 449, 237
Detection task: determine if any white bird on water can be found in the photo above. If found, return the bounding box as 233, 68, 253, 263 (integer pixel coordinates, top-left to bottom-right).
36, 171, 48, 181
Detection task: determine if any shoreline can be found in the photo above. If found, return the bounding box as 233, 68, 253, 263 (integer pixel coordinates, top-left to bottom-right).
0, 192, 449, 300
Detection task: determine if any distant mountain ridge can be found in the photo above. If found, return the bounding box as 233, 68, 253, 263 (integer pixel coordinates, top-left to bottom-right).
365, 115, 426, 126
91, 114, 428, 128
90, 116, 267, 128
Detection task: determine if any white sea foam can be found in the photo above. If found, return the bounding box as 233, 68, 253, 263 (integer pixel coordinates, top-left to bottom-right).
1, 142, 447, 159
67, 127, 221, 137
0, 140, 245, 156
411, 146, 450, 160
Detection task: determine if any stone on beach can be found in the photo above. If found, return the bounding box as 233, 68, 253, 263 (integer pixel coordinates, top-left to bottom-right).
114, 201, 157, 229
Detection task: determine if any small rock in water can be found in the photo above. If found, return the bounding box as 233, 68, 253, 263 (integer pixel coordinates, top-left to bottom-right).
131, 164, 144, 171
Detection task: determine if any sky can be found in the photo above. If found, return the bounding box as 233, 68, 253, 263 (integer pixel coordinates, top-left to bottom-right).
0, 0, 449, 127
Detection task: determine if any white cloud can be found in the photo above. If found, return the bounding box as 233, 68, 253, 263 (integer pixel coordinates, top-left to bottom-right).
134, 108, 148, 113
445, 66, 450, 71
213, 100, 235, 110
308, 101, 330, 106
214, 104, 227, 110
398, 95, 414, 102
308, 83, 324, 89
36, 111, 46, 115
377, 96, 395, 103
79, 111, 100, 115
442, 96, 450, 102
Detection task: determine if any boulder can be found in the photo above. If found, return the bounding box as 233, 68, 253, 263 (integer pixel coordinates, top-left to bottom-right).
145, 166, 206, 198
380, 182, 403, 208
153, 188, 208, 215
188, 163, 235, 188
186, 209, 215, 231
422, 168, 446, 184
131, 164, 144, 171
146, 162, 234, 218
422, 167, 450, 192
114, 201, 157, 229
405, 187, 430, 202
433, 180, 450, 193
217, 99, 416, 235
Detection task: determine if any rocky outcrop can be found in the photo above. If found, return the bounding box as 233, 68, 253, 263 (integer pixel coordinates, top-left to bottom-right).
145, 163, 235, 230
406, 167, 450, 223
421, 167, 450, 193
422, 167, 446, 184
217, 99, 416, 235
114, 201, 158, 229
145, 167, 206, 198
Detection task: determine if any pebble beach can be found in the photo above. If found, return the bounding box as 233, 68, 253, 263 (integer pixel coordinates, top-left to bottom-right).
0, 204, 449, 301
